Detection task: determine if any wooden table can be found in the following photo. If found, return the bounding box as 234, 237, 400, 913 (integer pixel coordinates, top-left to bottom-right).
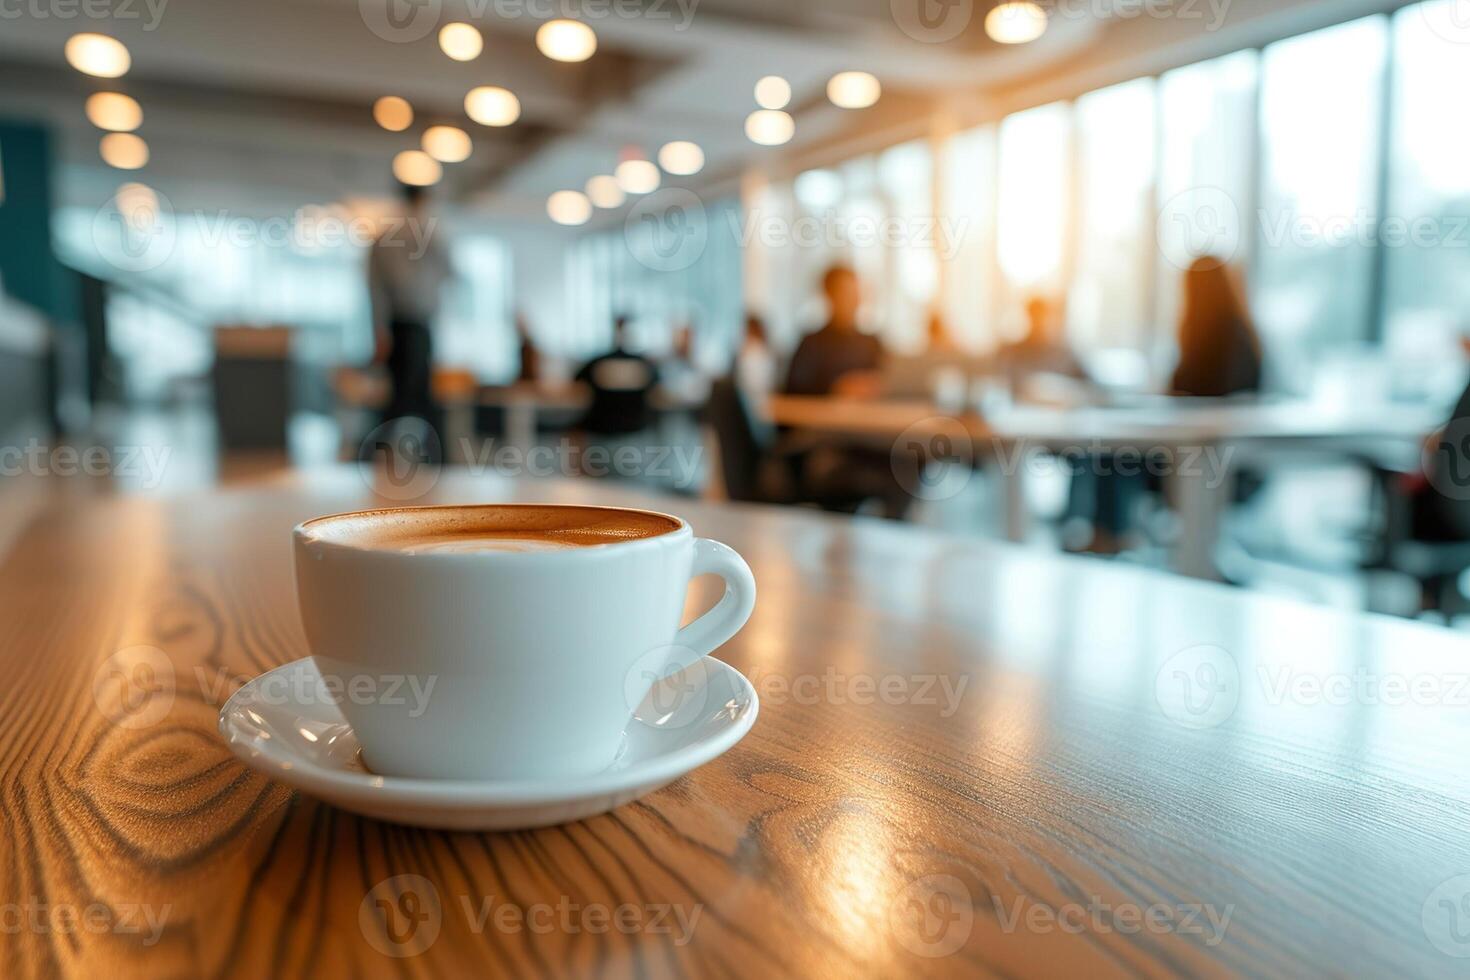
5, 468, 1469, 977
767, 395, 1442, 579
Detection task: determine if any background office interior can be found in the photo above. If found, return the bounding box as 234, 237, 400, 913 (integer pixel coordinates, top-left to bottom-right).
2, 0, 1468, 617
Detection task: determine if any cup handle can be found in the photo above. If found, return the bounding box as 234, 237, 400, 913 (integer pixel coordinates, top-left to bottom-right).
670, 538, 756, 672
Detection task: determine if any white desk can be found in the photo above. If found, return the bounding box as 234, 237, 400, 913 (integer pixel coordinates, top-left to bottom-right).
767, 396, 1443, 579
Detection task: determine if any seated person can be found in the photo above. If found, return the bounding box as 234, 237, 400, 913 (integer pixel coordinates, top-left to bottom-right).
881, 313, 989, 401
779, 265, 909, 518
993, 296, 1087, 396
735, 314, 777, 402
1170, 257, 1263, 398
574, 316, 659, 436
1404, 339, 1470, 543
784, 265, 883, 398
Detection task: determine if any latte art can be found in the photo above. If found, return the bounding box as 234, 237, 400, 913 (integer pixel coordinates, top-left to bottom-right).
390, 535, 584, 555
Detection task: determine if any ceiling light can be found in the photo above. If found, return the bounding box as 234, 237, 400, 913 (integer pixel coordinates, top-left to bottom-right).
985, 2, 1048, 44
422, 125, 472, 163
65, 33, 130, 78
657, 141, 704, 176
393, 150, 442, 186
754, 75, 791, 110
827, 71, 881, 109
438, 22, 483, 61
114, 182, 159, 227
585, 175, 625, 209
536, 19, 596, 62
373, 96, 413, 132
744, 109, 794, 146
547, 190, 592, 225
85, 92, 142, 132
615, 159, 660, 194
100, 132, 148, 170
465, 86, 520, 126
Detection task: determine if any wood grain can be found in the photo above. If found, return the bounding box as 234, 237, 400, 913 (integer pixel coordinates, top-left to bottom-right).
2, 467, 1469, 978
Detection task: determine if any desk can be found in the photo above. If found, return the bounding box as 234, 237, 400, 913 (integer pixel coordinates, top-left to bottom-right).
3, 469, 1468, 976
477, 382, 706, 457
477, 381, 590, 455
767, 396, 1441, 579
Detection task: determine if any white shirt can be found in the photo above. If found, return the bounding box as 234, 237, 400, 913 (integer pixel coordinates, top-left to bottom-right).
368, 221, 451, 330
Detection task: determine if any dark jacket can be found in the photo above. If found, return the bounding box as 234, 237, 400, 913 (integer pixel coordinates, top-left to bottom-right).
574, 347, 659, 435
783, 324, 883, 397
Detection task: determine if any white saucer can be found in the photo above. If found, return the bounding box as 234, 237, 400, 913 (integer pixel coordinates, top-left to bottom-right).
217, 656, 758, 830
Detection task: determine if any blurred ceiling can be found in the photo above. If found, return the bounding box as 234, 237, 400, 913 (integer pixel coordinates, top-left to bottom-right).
0, 0, 1397, 222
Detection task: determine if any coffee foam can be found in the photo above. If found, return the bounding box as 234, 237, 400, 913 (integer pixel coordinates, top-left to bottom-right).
388, 535, 584, 555
300, 504, 682, 553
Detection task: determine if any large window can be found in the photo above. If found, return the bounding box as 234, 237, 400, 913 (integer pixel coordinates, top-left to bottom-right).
876, 140, 938, 352
836, 155, 888, 337
737, 0, 1463, 397
995, 102, 1072, 339
565, 196, 744, 369
743, 148, 942, 353
1155, 51, 1259, 344
58, 198, 523, 395
438, 236, 514, 379
1255, 16, 1388, 351
1382, 0, 1470, 359
1071, 78, 1157, 353
939, 124, 997, 351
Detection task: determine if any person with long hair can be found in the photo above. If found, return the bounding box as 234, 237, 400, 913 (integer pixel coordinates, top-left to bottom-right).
1171, 257, 1263, 397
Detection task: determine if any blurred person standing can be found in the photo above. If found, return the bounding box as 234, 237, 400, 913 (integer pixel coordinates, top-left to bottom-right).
784, 265, 884, 398
514, 312, 541, 383
661, 321, 711, 405
1171, 257, 1263, 397
735, 314, 777, 401
368, 183, 451, 430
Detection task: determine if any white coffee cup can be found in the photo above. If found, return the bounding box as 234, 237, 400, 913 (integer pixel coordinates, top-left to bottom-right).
292, 503, 756, 781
